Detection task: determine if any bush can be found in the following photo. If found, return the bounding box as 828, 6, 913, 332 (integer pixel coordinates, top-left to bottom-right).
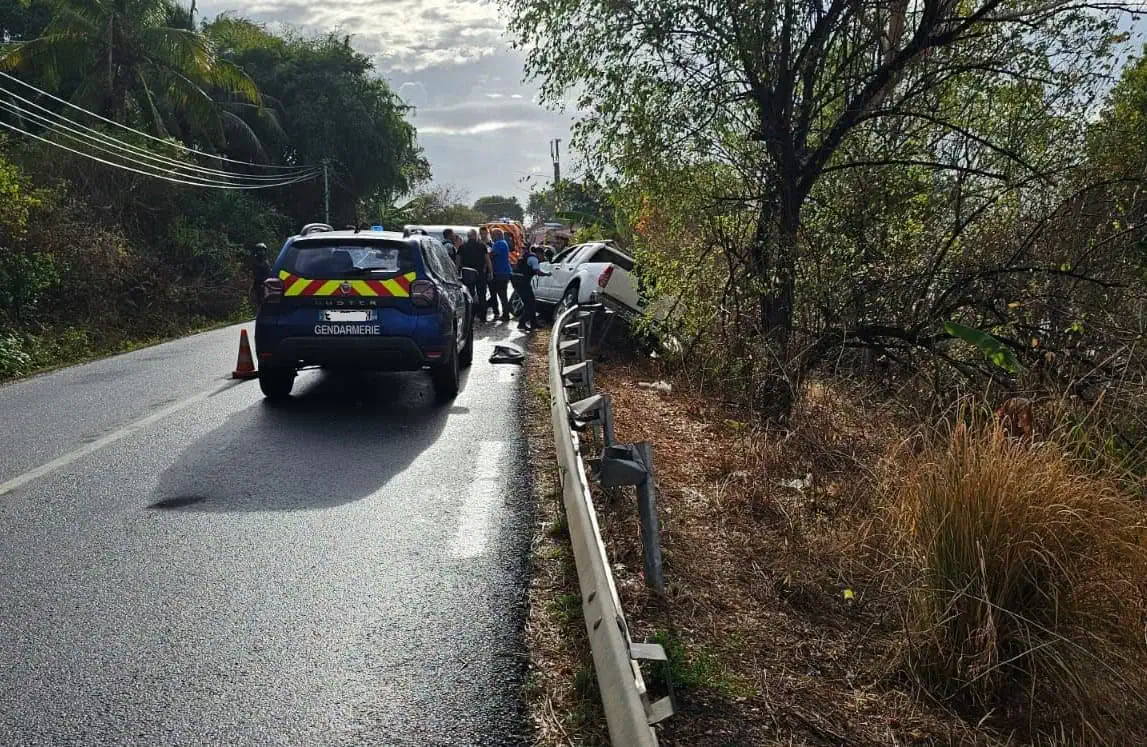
0, 333, 31, 378
887, 419, 1147, 737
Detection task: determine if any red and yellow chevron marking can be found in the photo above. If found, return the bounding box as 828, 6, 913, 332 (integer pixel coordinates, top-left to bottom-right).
278, 271, 417, 298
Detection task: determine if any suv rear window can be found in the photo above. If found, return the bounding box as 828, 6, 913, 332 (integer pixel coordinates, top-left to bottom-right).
282, 239, 417, 278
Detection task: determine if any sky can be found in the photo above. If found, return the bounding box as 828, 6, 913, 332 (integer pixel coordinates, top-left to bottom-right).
198, 0, 573, 208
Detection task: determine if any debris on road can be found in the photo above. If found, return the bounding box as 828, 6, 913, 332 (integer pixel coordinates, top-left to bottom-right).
489, 344, 526, 365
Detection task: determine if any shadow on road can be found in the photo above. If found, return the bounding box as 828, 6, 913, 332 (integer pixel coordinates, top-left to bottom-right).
150, 368, 463, 513
473, 319, 534, 344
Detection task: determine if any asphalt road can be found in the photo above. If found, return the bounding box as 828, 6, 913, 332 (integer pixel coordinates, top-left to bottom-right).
0, 321, 536, 745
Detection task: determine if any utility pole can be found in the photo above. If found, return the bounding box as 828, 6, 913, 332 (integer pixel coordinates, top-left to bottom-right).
322, 159, 330, 225
550, 138, 561, 185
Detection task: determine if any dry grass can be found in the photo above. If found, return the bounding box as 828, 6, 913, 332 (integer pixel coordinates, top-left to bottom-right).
584, 348, 1147, 745
883, 418, 1147, 739
520, 329, 608, 746
591, 354, 992, 745
522, 327, 1147, 745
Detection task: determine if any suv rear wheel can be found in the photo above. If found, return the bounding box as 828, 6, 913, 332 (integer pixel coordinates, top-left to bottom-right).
431, 331, 460, 401
259, 367, 295, 400
459, 313, 474, 368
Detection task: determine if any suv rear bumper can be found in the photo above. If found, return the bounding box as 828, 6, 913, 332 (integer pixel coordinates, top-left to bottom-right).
259, 335, 430, 371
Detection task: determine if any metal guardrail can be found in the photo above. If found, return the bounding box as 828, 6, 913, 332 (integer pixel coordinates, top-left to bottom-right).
548, 305, 674, 745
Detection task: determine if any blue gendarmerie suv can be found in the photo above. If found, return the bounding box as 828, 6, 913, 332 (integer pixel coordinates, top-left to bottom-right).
254, 224, 474, 402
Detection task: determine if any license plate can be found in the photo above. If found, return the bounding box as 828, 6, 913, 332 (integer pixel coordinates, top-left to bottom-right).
323, 310, 375, 322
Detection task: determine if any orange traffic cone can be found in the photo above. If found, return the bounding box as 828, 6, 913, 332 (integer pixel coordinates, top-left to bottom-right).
232, 329, 258, 380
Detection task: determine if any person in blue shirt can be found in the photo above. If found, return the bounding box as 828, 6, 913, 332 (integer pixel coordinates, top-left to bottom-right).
511, 243, 550, 331
488, 228, 514, 322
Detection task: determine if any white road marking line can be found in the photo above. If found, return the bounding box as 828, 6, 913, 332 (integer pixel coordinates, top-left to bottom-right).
0, 383, 238, 497
452, 441, 506, 559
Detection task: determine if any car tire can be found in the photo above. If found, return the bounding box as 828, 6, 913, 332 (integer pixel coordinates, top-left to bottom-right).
259, 367, 295, 400
459, 311, 474, 369
431, 334, 460, 402
556, 283, 580, 319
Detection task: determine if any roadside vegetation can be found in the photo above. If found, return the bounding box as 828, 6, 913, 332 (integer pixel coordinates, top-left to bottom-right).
508, 0, 1147, 742
0, 3, 426, 381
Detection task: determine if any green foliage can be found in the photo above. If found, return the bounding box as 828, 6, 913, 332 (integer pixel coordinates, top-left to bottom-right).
944, 322, 1021, 374
648, 630, 753, 696
400, 185, 485, 225
0, 248, 57, 318
207, 16, 429, 225
0, 333, 32, 378
509, 0, 1124, 416
0, 0, 51, 43
0, 9, 430, 381
527, 179, 614, 227
1, 0, 261, 147
472, 194, 523, 222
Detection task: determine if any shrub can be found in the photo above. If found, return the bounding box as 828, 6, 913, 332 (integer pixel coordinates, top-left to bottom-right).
888, 419, 1147, 737
0, 333, 31, 378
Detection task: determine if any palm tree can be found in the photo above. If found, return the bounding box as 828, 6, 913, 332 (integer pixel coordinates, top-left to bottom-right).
0, 0, 262, 151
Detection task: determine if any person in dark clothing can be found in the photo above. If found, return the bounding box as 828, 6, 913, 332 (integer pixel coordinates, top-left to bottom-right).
488, 228, 513, 322
511, 244, 550, 330
459, 229, 493, 322
479, 227, 499, 318
249, 242, 271, 313
441, 228, 461, 267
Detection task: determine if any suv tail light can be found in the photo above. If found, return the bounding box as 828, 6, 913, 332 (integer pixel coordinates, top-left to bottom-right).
263, 278, 283, 302
411, 279, 438, 308
597, 265, 614, 288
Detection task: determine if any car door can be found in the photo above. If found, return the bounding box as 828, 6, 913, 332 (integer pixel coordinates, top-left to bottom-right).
424, 238, 470, 347
538, 244, 589, 302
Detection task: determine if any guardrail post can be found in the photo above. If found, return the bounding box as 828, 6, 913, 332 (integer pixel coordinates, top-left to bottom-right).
634, 442, 665, 593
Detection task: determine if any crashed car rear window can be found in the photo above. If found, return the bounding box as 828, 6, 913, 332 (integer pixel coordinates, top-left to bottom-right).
282, 240, 417, 278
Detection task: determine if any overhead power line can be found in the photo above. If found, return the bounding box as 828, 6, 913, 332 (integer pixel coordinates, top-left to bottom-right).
0, 80, 313, 180
0, 96, 312, 186
0, 71, 306, 171
0, 118, 320, 190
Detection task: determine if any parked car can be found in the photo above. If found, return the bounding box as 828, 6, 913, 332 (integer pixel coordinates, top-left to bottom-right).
531, 241, 643, 318
254, 224, 473, 402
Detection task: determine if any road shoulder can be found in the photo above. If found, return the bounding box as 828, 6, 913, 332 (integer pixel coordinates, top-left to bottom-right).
520, 328, 608, 745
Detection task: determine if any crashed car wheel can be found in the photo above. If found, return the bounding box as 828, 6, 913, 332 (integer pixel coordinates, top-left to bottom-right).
556, 284, 579, 319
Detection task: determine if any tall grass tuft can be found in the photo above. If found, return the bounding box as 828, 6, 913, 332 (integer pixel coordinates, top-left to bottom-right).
889, 417, 1147, 737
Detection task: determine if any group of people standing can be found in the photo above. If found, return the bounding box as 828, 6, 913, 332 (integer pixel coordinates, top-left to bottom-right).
246, 226, 552, 331
443, 227, 549, 331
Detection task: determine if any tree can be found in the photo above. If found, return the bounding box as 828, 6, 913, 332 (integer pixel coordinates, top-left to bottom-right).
526, 187, 557, 223
1, 0, 261, 148
206, 16, 428, 226
402, 185, 485, 225
472, 194, 524, 222
527, 178, 614, 227
509, 0, 1123, 416
0, 0, 52, 42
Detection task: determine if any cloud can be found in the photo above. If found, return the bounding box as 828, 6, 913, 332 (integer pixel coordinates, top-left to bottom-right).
418, 120, 537, 136
397, 81, 429, 108
198, 0, 575, 202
